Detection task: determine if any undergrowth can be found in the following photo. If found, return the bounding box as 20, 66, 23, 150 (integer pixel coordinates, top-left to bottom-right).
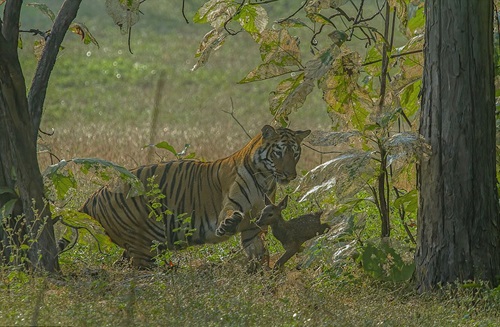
1, 238, 500, 327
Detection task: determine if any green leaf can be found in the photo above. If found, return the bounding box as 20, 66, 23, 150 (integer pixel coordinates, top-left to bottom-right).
400, 79, 421, 119
239, 62, 296, 84
0, 199, 18, 220
363, 45, 383, 77
234, 4, 268, 34
57, 209, 115, 251
393, 189, 418, 214
154, 141, 178, 156
361, 241, 415, 282
51, 169, 77, 200
27, 3, 55, 22
0, 187, 16, 196
71, 158, 137, 182
407, 5, 425, 36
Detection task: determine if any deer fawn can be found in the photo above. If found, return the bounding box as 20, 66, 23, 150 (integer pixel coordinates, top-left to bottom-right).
256, 195, 329, 269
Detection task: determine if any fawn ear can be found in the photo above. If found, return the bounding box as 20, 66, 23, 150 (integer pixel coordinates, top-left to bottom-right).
278, 195, 289, 210
264, 194, 273, 205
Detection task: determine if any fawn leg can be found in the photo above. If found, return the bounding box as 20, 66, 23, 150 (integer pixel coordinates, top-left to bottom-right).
274, 245, 300, 270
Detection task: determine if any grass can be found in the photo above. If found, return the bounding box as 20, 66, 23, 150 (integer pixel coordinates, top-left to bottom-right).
1, 247, 500, 326
3, 1, 500, 326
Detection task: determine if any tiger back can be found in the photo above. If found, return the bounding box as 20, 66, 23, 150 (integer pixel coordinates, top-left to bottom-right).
81, 125, 311, 269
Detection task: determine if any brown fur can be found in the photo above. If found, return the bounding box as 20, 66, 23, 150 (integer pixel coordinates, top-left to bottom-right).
256, 195, 329, 269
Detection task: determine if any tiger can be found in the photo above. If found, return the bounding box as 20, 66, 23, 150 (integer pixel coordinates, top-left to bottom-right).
81, 125, 311, 270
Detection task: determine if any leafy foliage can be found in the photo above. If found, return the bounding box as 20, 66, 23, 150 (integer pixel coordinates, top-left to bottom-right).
191, 0, 425, 276
360, 240, 414, 282
43, 158, 143, 201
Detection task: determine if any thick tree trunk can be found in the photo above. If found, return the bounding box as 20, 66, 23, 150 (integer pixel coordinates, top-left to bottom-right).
0, 0, 82, 272
416, 0, 500, 291
0, 46, 60, 272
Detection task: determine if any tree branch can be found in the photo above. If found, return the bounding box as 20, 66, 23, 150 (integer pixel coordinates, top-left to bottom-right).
28, 0, 83, 141
2, 0, 22, 49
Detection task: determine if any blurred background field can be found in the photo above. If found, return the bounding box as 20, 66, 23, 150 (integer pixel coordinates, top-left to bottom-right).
20, 1, 332, 172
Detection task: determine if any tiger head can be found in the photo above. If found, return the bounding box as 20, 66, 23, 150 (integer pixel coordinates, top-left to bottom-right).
258, 125, 311, 185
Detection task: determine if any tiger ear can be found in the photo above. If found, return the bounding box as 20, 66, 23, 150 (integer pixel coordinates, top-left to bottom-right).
278, 195, 288, 210
261, 125, 278, 140
295, 129, 311, 143
264, 194, 273, 205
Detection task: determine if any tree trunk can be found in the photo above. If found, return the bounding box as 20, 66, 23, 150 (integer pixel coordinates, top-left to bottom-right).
0, 0, 82, 272
416, 0, 500, 291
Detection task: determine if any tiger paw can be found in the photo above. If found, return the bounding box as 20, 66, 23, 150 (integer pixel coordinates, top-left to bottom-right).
216, 211, 244, 236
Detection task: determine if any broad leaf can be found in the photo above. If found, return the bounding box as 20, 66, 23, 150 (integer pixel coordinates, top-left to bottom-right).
154, 141, 178, 156
269, 73, 313, 121
51, 169, 77, 200
192, 28, 228, 71
193, 0, 237, 29
105, 0, 140, 35
270, 44, 341, 120
393, 189, 418, 214
399, 79, 421, 120
320, 50, 372, 130
239, 29, 301, 83
43, 158, 144, 200
0, 199, 18, 220
27, 3, 55, 22
234, 4, 268, 34
361, 240, 415, 282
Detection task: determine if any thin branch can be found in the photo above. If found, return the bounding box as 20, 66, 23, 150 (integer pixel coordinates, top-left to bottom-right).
303, 143, 344, 155
377, 3, 392, 112
19, 29, 50, 39
28, 0, 83, 141
182, 0, 189, 24
58, 219, 107, 255
362, 49, 423, 66
128, 26, 133, 54
222, 98, 252, 139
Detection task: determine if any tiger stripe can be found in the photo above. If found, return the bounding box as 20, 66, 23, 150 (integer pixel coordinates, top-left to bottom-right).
81, 125, 310, 269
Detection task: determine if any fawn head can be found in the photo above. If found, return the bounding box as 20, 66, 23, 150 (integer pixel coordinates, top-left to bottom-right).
256, 195, 289, 227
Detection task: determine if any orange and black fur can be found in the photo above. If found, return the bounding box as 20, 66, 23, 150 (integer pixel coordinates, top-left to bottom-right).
81, 125, 310, 270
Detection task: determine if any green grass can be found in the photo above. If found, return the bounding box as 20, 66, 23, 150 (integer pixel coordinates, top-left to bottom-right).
4, 2, 499, 326
1, 247, 500, 326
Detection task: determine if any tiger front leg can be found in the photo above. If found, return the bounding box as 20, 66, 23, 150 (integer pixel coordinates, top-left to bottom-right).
215, 211, 244, 237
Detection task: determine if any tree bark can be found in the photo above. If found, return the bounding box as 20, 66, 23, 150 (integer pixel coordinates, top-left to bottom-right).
0, 0, 82, 272
416, 0, 500, 291
29, 0, 83, 138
